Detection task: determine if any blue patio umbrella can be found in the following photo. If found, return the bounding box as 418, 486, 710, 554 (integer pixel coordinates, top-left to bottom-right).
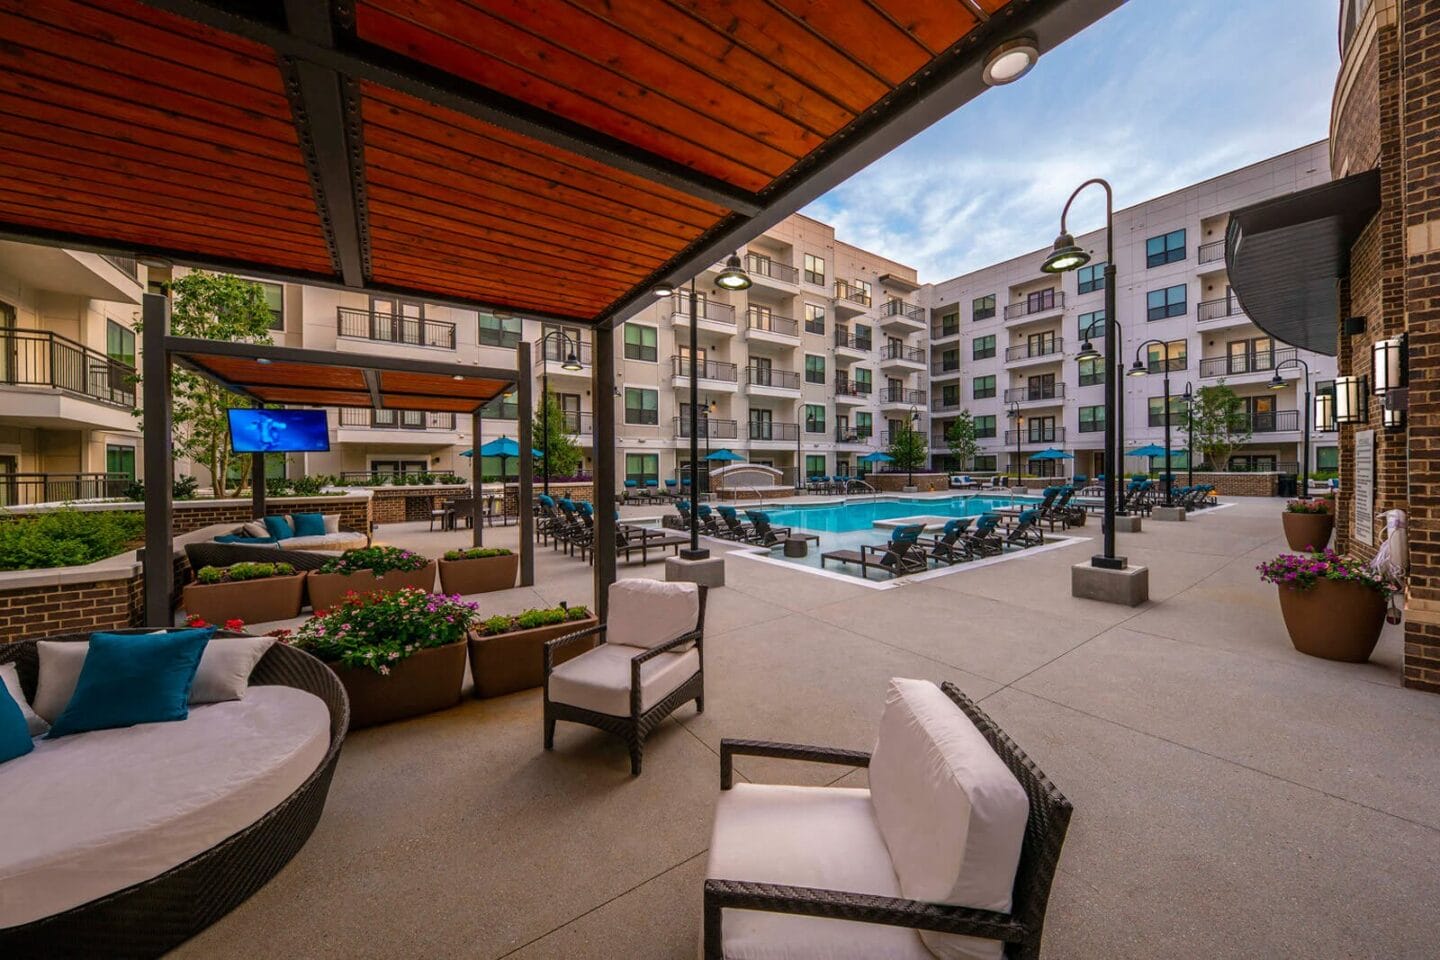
1124, 443, 1182, 477
459, 436, 544, 480
857, 450, 893, 479
704, 449, 745, 462
1030, 448, 1074, 460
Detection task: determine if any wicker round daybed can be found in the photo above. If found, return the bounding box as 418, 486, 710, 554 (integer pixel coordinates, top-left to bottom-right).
0, 630, 349, 960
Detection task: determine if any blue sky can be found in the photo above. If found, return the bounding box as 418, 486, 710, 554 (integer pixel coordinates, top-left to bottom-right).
802, 0, 1340, 281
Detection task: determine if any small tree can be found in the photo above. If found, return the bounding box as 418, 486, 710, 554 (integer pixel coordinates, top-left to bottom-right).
887, 422, 928, 474
945, 410, 979, 471
133, 271, 275, 498
533, 390, 583, 479
1183, 382, 1251, 470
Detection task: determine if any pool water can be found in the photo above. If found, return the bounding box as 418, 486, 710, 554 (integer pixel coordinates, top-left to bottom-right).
764, 496, 1030, 534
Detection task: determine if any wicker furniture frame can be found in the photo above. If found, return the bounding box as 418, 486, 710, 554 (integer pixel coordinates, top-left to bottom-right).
0, 630, 349, 960
703, 682, 1072, 960
184, 538, 366, 572
543, 587, 707, 775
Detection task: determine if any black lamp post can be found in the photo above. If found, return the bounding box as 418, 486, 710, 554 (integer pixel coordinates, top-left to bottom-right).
538, 329, 583, 498
1269, 358, 1311, 495
1128, 339, 1174, 507
1181, 381, 1195, 488
1075, 314, 1126, 514
1006, 399, 1023, 482
906, 405, 919, 488
1043, 178, 1122, 569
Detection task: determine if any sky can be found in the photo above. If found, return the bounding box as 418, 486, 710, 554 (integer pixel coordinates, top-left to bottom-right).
802, 0, 1341, 282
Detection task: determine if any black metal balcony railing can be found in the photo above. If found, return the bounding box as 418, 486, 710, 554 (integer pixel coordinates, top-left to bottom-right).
0, 472, 132, 506
671, 294, 736, 324
562, 410, 594, 434
744, 255, 799, 284
101, 254, 139, 280
879, 299, 925, 322
1005, 338, 1064, 362
478, 326, 522, 348
931, 357, 963, 376
835, 426, 874, 443
536, 337, 593, 366
339, 408, 457, 430
881, 342, 927, 364
674, 416, 738, 439
1198, 239, 1226, 264
931, 320, 961, 339
1197, 297, 1245, 322
671, 355, 738, 382
0, 328, 136, 408
1005, 427, 1066, 444
932, 397, 964, 413
337, 306, 457, 349
748, 420, 800, 441
746, 310, 799, 337
1003, 292, 1065, 321
879, 386, 927, 405
745, 366, 801, 390
1247, 409, 1301, 433
1004, 383, 1065, 403
1198, 347, 1297, 378
835, 376, 873, 397
834, 331, 873, 352
833, 280, 872, 308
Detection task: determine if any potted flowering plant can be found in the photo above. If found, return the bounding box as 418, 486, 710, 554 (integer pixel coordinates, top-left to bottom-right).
307, 546, 436, 611
1281, 498, 1335, 551
1258, 549, 1399, 662
288, 587, 478, 727
438, 546, 518, 595
467, 603, 596, 699
182, 561, 305, 624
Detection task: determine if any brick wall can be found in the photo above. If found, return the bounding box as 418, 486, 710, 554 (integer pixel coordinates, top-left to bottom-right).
370, 485, 469, 524
0, 553, 189, 641
869, 473, 949, 493
173, 495, 372, 536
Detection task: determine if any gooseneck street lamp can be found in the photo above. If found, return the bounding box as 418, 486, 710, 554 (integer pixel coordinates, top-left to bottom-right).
1181, 381, 1196, 488
1269, 357, 1312, 496
1006, 399, 1023, 483
538, 329, 583, 498
1075, 315, 1126, 514
1043, 178, 1122, 568
1129, 339, 1176, 507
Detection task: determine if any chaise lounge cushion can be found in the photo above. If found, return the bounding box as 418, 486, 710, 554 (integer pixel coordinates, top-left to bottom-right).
605, 579, 699, 649
0, 685, 329, 928
277, 532, 369, 552
706, 783, 932, 960
546, 642, 699, 717
868, 678, 1029, 960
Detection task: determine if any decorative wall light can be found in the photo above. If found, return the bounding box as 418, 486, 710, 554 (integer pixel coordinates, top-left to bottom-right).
1333, 374, 1368, 425
1314, 389, 1337, 433
1372, 334, 1408, 394
1383, 406, 1405, 430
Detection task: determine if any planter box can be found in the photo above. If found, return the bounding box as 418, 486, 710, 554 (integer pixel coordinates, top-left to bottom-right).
306, 561, 438, 611
1276, 579, 1386, 663
326, 640, 467, 728
468, 615, 598, 699
182, 572, 306, 624
1282, 511, 1335, 552
438, 554, 518, 595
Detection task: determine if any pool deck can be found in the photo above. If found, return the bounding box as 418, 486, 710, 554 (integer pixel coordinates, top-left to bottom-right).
175, 495, 1440, 960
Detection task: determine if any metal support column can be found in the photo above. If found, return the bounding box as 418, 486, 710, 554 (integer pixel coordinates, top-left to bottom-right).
251, 453, 266, 520
141, 292, 173, 627
593, 329, 617, 621
471, 408, 484, 547
682, 280, 708, 560
516, 341, 535, 587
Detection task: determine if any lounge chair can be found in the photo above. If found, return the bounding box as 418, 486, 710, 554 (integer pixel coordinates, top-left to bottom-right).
1006, 508, 1045, 548
820, 524, 928, 578
948, 474, 981, 490
715, 505, 753, 541
965, 512, 1005, 558
664, 499, 693, 530
663, 478, 681, 500
743, 510, 794, 547
1039, 486, 1078, 530
696, 504, 725, 538
586, 512, 688, 565
919, 517, 974, 564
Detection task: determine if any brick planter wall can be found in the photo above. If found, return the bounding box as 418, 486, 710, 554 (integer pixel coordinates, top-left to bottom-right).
503, 481, 592, 516
0, 552, 189, 642
369, 485, 470, 524
868, 473, 949, 493
0, 494, 374, 537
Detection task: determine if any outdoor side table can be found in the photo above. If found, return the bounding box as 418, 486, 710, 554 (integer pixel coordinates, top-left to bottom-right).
783, 537, 809, 558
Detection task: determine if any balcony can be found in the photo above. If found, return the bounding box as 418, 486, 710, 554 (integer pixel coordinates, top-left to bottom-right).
1197, 239, 1227, 268
100, 254, 139, 280
560, 411, 594, 435
671, 355, 738, 391
878, 386, 926, 408
744, 254, 799, 288
1003, 291, 1065, 325
931, 357, 963, 380
1005, 427, 1067, 444
744, 309, 800, 345
930, 319, 962, 341
339, 408, 458, 431
833, 330, 872, 362
1198, 346, 1298, 380
834, 376, 872, 404
931, 397, 965, 414
670, 293, 736, 335
1246, 409, 1301, 433
0, 328, 138, 432
877, 298, 925, 333
747, 420, 800, 443
0, 472, 130, 506
1004, 383, 1065, 404
879, 342, 927, 371
1197, 297, 1248, 326
1005, 338, 1064, 366
674, 416, 738, 439
534, 337, 593, 379
835, 426, 874, 445
833, 280, 872, 317
337, 306, 456, 349
743, 366, 801, 398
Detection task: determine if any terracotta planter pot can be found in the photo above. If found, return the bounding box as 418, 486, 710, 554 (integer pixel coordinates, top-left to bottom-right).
1282, 511, 1335, 551
325, 640, 467, 728
468, 615, 598, 699
1276, 579, 1386, 663
307, 561, 438, 611
438, 554, 518, 595
182, 572, 306, 624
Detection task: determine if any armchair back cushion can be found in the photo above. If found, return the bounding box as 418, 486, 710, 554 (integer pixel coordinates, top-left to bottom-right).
606, 579, 699, 649
868, 678, 1029, 960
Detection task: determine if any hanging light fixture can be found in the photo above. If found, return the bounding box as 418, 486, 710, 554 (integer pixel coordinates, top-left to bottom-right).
1126, 358, 1148, 377
982, 36, 1041, 86
651, 282, 675, 298
1040, 231, 1089, 273
1383, 406, 1405, 430
1074, 339, 1100, 362
715, 254, 752, 290
1372, 334, 1408, 394
1267, 371, 1285, 391
1314, 389, 1337, 432
1334, 374, 1368, 424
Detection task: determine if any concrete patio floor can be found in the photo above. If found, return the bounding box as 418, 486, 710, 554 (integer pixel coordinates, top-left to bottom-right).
174, 497, 1440, 959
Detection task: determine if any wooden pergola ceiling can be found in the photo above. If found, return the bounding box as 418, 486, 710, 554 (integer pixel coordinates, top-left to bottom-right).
0, 0, 1119, 327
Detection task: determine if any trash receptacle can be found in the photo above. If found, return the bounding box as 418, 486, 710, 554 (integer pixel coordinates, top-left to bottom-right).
1277, 474, 1298, 497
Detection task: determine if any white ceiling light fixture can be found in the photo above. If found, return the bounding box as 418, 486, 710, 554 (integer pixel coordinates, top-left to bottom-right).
982, 36, 1040, 86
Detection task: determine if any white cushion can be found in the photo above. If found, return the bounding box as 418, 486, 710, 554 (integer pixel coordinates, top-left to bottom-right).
241, 521, 269, 538
606, 579, 698, 649
322, 513, 340, 534
706, 783, 932, 960
0, 663, 47, 737
546, 642, 698, 717
0, 685, 329, 928
33, 641, 87, 723
868, 679, 1029, 960
276, 532, 368, 551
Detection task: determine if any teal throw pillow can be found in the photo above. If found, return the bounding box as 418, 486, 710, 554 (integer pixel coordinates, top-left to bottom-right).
262, 515, 295, 540
46, 628, 215, 739
0, 677, 33, 763
292, 513, 327, 537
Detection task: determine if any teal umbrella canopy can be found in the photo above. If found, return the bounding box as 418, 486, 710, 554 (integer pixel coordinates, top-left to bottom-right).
1125, 443, 1176, 458
704, 449, 745, 462
858, 451, 895, 464
1030, 448, 1074, 460
461, 436, 544, 458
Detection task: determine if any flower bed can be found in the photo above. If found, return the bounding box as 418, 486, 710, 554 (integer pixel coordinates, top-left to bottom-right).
468, 604, 595, 699
1259, 549, 1398, 662
1282, 499, 1335, 550
438, 547, 517, 595
182, 562, 305, 624
307, 547, 436, 611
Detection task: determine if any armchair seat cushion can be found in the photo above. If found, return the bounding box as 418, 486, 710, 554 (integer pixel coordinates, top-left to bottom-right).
706, 783, 932, 960
546, 642, 698, 717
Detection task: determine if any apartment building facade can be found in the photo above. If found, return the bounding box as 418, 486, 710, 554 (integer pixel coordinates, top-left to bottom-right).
923, 141, 1338, 479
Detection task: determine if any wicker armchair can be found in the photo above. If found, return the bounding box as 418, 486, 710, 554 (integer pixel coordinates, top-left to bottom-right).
543, 580, 707, 775
185, 540, 335, 571
703, 681, 1071, 960
0, 630, 349, 960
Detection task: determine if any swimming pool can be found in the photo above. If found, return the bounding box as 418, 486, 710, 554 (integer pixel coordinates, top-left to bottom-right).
763, 495, 1033, 534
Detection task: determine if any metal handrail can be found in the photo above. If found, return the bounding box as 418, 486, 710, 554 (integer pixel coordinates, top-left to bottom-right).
336, 306, 456, 348
1004, 383, 1066, 403
671, 293, 736, 323
879, 299, 924, 322
834, 331, 873, 352
878, 387, 926, 404
1198, 347, 1297, 378
338, 409, 457, 430
834, 376, 873, 397
674, 416, 738, 439
747, 421, 799, 441
536, 337, 593, 366
671, 355, 738, 381
745, 366, 801, 389
1005, 427, 1066, 443
745, 310, 799, 337
0, 327, 136, 408
0, 471, 131, 506
744, 255, 799, 284
1197, 297, 1244, 321
1005, 338, 1064, 362
833, 281, 872, 307
1197, 239, 1226, 264
881, 342, 926, 363
1003, 291, 1065, 320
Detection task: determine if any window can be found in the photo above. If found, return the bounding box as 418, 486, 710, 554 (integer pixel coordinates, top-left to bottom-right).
624, 324, 657, 361
855, 412, 872, 437
1316, 446, 1339, 470
938, 309, 960, 337
973, 375, 996, 399
1027, 416, 1057, 443
1146, 284, 1188, 321
482, 392, 518, 420
804, 404, 826, 433
973, 335, 995, 360
1078, 356, 1105, 387
1078, 405, 1105, 433
804, 354, 826, 384
941, 384, 960, 407
105, 444, 136, 479
478, 312, 522, 347
1027, 373, 1057, 401
1026, 288, 1056, 313
625, 453, 658, 485
974, 454, 997, 472
624, 388, 658, 425
855, 279, 872, 300
974, 414, 996, 438
1077, 310, 1106, 340
1146, 339, 1188, 373
1145, 229, 1186, 268
854, 324, 872, 350
804, 303, 826, 334
1148, 395, 1188, 426
854, 368, 873, 392
804, 254, 826, 286
106, 320, 135, 367
259, 281, 284, 329
939, 348, 961, 372
972, 294, 996, 321
1077, 262, 1106, 294
805, 455, 827, 476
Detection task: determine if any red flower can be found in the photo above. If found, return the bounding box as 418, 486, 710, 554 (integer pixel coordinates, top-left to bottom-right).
224, 618, 246, 631
185, 615, 210, 628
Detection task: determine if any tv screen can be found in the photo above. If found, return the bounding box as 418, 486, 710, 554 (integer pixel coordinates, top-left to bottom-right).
228, 408, 331, 453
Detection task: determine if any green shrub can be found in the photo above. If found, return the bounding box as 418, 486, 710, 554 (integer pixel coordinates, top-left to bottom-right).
289, 475, 325, 497
195, 565, 225, 584
442, 547, 513, 561
477, 604, 590, 636
0, 509, 146, 570
193, 561, 296, 584
173, 475, 199, 500
318, 546, 430, 576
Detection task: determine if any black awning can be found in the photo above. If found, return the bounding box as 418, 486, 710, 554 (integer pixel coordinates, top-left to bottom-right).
1225, 169, 1381, 357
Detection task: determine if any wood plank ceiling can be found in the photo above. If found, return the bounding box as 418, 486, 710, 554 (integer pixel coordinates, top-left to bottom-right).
0, 0, 1042, 326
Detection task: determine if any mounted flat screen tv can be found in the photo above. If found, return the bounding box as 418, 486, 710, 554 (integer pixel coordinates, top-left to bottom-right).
227, 408, 331, 453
